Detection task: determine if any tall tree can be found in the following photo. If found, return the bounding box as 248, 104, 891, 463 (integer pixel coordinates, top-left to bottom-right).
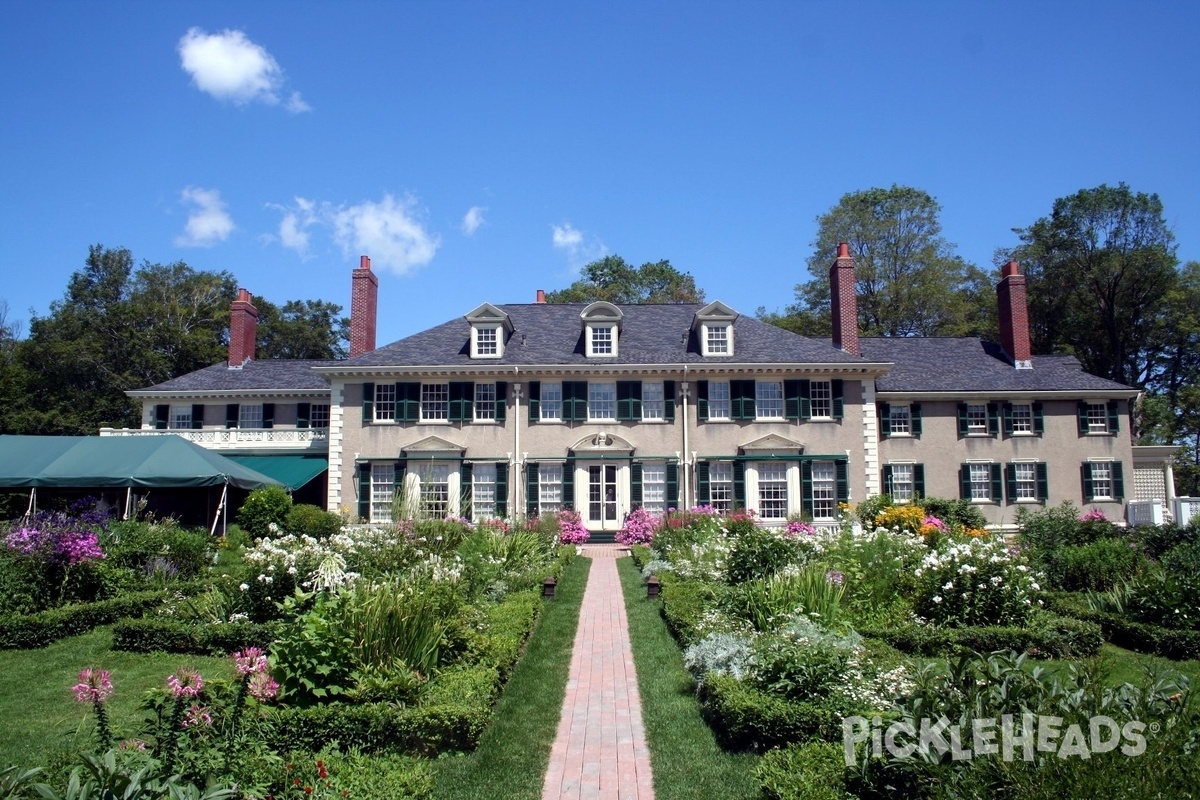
256, 298, 350, 359
545, 256, 705, 304
768, 185, 993, 338
1000, 183, 1178, 388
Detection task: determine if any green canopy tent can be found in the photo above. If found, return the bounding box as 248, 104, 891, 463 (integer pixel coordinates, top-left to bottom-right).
0, 435, 283, 533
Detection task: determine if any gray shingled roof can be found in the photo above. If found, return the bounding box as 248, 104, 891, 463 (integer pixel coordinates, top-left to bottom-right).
861, 338, 1134, 393
130, 359, 337, 394
338, 303, 870, 368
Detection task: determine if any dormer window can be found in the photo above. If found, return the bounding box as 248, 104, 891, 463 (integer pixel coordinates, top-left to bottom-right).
465, 303, 512, 359
693, 301, 738, 357
581, 302, 623, 359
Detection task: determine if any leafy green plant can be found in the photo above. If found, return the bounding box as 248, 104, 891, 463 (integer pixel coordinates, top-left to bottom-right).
285, 504, 343, 539
735, 564, 845, 631
726, 525, 812, 584
1042, 537, 1144, 592
236, 486, 293, 538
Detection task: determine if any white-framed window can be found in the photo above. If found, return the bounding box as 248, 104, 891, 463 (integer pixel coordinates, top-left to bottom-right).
641, 463, 667, 514
540, 382, 563, 421
421, 383, 449, 421
588, 325, 616, 357
642, 382, 665, 421
889, 405, 911, 435
310, 404, 330, 429
539, 463, 563, 514
890, 463, 915, 502
374, 384, 396, 422
416, 463, 451, 517
473, 326, 500, 358
1089, 461, 1113, 500
1085, 402, 1109, 433
810, 460, 836, 520
705, 324, 730, 356
810, 380, 833, 419
708, 380, 731, 420
589, 382, 617, 421
239, 403, 263, 429
756, 381, 784, 419
169, 405, 192, 430
969, 463, 993, 501
474, 382, 496, 421
967, 403, 988, 434
370, 463, 395, 523
709, 462, 734, 512
472, 462, 497, 519
1013, 462, 1038, 501
1010, 403, 1033, 434
758, 462, 789, 520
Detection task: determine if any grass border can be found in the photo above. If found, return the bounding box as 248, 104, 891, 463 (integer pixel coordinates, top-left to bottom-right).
431, 555, 590, 799
618, 555, 760, 800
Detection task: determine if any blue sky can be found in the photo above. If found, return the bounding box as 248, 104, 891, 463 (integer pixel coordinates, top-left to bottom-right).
2, 1, 1197, 348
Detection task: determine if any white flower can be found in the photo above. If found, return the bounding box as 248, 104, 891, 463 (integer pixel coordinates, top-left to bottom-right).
943, 581, 955, 591
238, 583, 249, 591
932, 596, 942, 604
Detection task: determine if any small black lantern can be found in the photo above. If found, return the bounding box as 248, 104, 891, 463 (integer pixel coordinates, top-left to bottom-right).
542, 576, 557, 599
646, 575, 661, 599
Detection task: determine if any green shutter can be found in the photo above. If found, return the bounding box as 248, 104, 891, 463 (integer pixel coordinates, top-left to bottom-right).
832, 380, 844, 420
801, 461, 813, 517
957, 403, 969, 437
990, 463, 1002, 502
1081, 463, 1095, 502
879, 403, 892, 437
154, 404, 169, 430
798, 379, 812, 420
562, 459, 575, 507
528, 381, 540, 421
362, 382, 375, 423
296, 402, 310, 429
733, 461, 746, 510
836, 460, 849, 503
399, 383, 421, 423
617, 381, 641, 421
1032, 402, 1045, 435
1003, 403, 1014, 436
526, 462, 540, 516
882, 464, 894, 495
911, 404, 923, 437
1005, 464, 1017, 504
733, 379, 756, 420
495, 462, 509, 518
663, 380, 676, 421
565, 382, 588, 422
357, 464, 371, 521
696, 380, 709, 421
987, 403, 1000, 436
1036, 463, 1049, 501
630, 462, 643, 506
1112, 461, 1125, 500
785, 380, 804, 420
696, 461, 711, 506
449, 382, 471, 422
460, 463, 474, 520
959, 464, 971, 500
190, 404, 204, 430
1107, 400, 1120, 433
394, 462, 408, 515
494, 382, 507, 422
226, 403, 239, 429
666, 462, 679, 510
262, 403, 274, 429
914, 464, 926, 498
1077, 401, 1089, 435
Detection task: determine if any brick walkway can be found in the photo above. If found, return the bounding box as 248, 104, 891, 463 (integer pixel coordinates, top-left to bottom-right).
543, 545, 655, 800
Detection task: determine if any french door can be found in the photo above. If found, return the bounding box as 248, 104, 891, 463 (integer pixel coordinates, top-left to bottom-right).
584, 462, 622, 531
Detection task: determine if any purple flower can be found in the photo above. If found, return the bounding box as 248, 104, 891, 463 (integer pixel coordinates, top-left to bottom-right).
785, 520, 817, 537
167, 667, 204, 698
182, 704, 213, 728
826, 570, 846, 586
232, 647, 268, 676
72, 667, 113, 703
617, 508, 659, 545
248, 671, 280, 701
556, 510, 590, 545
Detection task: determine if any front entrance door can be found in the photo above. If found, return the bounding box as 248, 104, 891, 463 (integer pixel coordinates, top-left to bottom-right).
585, 462, 621, 531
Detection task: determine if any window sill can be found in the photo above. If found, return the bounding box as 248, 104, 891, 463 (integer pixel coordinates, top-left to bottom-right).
417, 420, 450, 425
471, 420, 498, 425
369, 419, 397, 425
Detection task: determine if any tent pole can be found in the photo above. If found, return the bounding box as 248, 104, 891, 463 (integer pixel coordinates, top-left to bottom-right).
124, 487, 132, 520
25, 488, 36, 521
211, 484, 228, 538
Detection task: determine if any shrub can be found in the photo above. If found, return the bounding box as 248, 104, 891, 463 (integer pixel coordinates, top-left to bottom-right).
683, 632, 755, 684
913, 536, 1039, 627
1042, 537, 1144, 592
919, 497, 988, 533
725, 525, 812, 583
758, 741, 852, 800
660, 573, 723, 646
112, 618, 278, 655
555, 510, 589, 545
699, 672, 841, 751
105, 520, 214, 581
1131, 521, 1199, 560
237, 486, 293, 538
616, 507, 658, 545
0, 590, 169, 649
734, 564, 845, 631
285, 504, 344, 538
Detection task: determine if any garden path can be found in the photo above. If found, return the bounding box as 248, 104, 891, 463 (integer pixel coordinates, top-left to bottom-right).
543, 544, 655, 800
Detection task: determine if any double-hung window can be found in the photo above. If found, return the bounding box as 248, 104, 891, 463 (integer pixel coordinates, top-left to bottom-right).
589, 325, 614, 356
239, 404, 263, 429
1013, 462, 1038, 501
370, 463, 395, 523
539, 464, 563, 514
810, 461, 836, 520
474, 383, 496, 421
540, 383, 563, 421
589, 382, 616, 421
421, 383, 449, 421
1085, 402, 1109, 434
169, 405, 193, 430
374, 384, 396, 422
966, 404, 988, 435
417, 463, 450, 516
708, 381, 731, 420
890, 463, 915, 502
755, 381, 784, 419
1010, 403, 1033, 434
1088, 462, 1113, 500
969, 463, 993, 501
642, 382, 665, 421
475, 326, 498, 356
709, 462, 734, 512
641, 463, 667, 514
758, 462, 789, 520
472, 463, 497, 519
889, 405, 911, 435
809, 380, 833, 419
706, 324, 729, 355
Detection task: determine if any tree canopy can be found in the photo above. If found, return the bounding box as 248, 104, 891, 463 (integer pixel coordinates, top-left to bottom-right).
545, 256, 705, 304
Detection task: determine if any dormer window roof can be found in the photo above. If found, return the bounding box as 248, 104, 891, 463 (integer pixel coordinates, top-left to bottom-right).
581, 302, 623, 358
692, 301, 738, 357
465, 303, 513, 359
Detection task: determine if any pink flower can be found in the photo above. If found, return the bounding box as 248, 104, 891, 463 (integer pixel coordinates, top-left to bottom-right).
167, 667, 204, 698
785, 520, 817, 537
922, 515, 949, 532
119, 738, 147, 751
72, 667, 113, 703
232, 647, 268, 676
1080, 509, 1109, 522
182, 704, 213, 728
248, 671, 280, 701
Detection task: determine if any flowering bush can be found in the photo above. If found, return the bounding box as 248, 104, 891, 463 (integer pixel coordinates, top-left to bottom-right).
1080, 508, 1109, 522
873, 504, 926, 536
617, 508, 658, 545
784, 519, 817, 537
556, 510, 589, 545
913, 536, 1041, 626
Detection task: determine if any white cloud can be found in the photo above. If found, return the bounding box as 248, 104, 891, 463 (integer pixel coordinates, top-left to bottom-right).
552, 223, 583, 250
551, 222, 606, 270
273, 196, 318, 256
332, 194, 440, 274
461, 206, 486, 236
175, 186, 235, 247
178, 27, 311, 113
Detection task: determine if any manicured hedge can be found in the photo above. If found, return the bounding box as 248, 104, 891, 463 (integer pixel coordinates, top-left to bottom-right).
698, 672, 842, 751
111, 617, 280, 655
757, 741, 850, 800
1043, 592, 1200, 661
856, 613, 1103, 659
659, 573, 721, 646
628, 544, 654, 569
0, 590, 169, 649
462, 589, 540, 683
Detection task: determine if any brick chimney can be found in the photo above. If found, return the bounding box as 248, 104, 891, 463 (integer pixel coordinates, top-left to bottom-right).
228, 288, 257, 368
997, 260, 1033, 369
350, 255, 379, 357
536, 289, 546, 304
829, 242, 860, 356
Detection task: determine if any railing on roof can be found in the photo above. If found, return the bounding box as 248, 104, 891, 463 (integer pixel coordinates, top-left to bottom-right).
98, 427, 329, 451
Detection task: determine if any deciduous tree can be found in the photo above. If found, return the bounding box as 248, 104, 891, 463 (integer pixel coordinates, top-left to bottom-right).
545, 256, 704, 304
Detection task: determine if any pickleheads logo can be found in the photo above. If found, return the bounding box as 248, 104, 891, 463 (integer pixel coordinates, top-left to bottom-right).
842, 714, 1151, 766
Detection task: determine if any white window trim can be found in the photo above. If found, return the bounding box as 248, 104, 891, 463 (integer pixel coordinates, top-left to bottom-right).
586, 323, 618, 358
709, 461, 734, 513
374, 383, 397, 424
708, 379, 732, 421
539, 463, 564, 515
588, 381, 617, 421
701, 322, 733, 357
412, 462, 459, 518
889, 405, 912, 437
1011, 459, 1039, 503
1085, 402, 1109, 434
744, 462, 800, 523
471, 325, 503, 359
169, 405, 193, 430
966, 403, 989, 435
473, 382, 497, 423
967, 460, 995, 503
1087, 458, 1115, 501
239, 403, 264, 430
642, 381, 665, 421
809, 379, 834, 420
755, 380, 785, 421
420, 382, 450, 423
1009, 402, 1034, 436
540, 382, 563, 422
472, 462, 498, 519
888, 461, 916, 503
370, 463, 395, 523
809, 460, 836, 521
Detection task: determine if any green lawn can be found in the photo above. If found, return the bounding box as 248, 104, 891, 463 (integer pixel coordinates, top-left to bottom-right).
0, 627, 234, 769
618, 556, 760, 800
